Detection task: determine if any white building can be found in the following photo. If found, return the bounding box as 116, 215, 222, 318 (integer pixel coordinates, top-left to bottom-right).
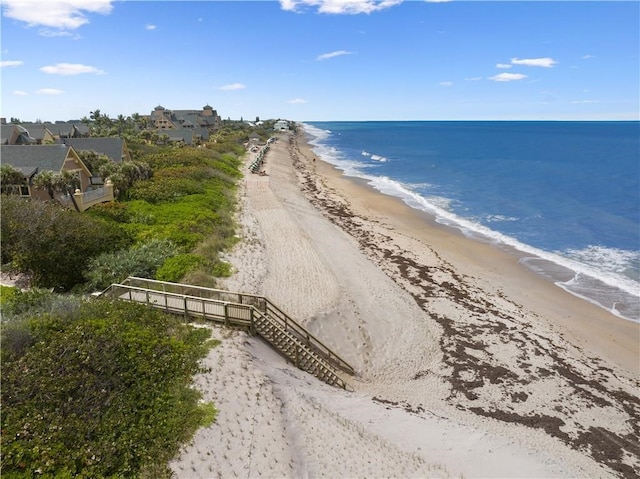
273, 120, 289, 131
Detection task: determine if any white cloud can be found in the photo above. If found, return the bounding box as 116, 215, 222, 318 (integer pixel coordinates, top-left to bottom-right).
145, 24, 157, 30
36, 88, 64, 95
582, 54, 594, 60
288, 98, 307, 104
219, 83, 246, 91
465, 77, 482, 81
511, 57, 557, 68
1, 60, 23, 68
38, 29, 77, 38
316, 50, 354, 61
488, 73, 527, 82
571, 100, 600, 104
280, 0, 402, 15
440, 81, 453, 87
13, 90, 28, 96
2, 0, 114, 30
496, 63, 511, 69
40, 63, 105, 75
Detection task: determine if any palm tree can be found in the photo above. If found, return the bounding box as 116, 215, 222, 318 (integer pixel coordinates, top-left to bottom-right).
33, 171, 58, 199
116, 114, 127, 136
0, 165, 27, 195
58, 170, 81, 193
0, 165, 26, 185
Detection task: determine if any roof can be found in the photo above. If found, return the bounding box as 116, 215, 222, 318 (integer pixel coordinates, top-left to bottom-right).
46, 121, 90, 137
1, 145, 74, 174
18, 123, 53, 141
2, 124, 35, 145
56, 137, 127, 163
158, 129, 194, 145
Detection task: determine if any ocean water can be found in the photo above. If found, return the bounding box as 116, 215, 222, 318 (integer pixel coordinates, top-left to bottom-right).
302, 121, 640, 323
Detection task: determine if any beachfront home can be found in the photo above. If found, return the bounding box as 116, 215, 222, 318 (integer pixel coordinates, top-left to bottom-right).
55, 137, 132, 163
16, 123, 56, 144
1, 124, 35, 145
46, 121, 91, 139
149, 104, 221, 133
156, 128, 196, 146
274, 120, 289, 131
1, 145, 114, 211
248, 132, 261, 147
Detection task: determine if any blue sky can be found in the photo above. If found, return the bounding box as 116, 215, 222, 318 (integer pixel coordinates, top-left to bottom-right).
1, 0, 638, 122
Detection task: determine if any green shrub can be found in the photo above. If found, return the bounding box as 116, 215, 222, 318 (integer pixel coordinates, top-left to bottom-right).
211, 260, 233, 277
1, 299, 214, 478
86, 201, 131, 223
127, 177, 205, 203
85, 239, 179, 291
0, 285, 18, 307
156, 254, 206, 283
1, 197, 133, 290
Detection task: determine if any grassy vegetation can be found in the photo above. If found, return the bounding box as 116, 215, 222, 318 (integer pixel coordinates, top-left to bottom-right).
2, 124, 255, 292
85, 141, 244, 289
0, 120, 275, 477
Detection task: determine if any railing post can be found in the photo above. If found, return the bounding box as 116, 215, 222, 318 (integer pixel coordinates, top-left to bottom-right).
184, 296, 188, 322
294, 344, 299, 368
249, 308, 255, 335
224, 303, 228, 326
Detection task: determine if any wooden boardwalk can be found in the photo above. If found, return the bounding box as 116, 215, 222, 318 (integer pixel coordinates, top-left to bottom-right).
99, 277, 354, 389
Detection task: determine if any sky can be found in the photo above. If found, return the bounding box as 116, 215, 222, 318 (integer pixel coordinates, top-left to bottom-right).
1, 0, 638, 122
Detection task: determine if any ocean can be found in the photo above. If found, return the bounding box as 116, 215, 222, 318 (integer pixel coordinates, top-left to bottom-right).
302, 121, 640, 323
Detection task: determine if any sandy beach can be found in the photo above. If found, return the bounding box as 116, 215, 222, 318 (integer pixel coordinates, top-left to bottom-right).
170, 128, 639, 479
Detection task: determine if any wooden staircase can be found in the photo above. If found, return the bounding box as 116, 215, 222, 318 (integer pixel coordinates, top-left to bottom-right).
252, 312, 347, 388
99, 277, 354, 389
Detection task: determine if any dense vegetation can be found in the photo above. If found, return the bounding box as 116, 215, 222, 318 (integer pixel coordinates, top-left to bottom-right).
1, 287, 218, 478
1, 196, 133, 291
1, 119, 266, 291
1, 115, 279, 477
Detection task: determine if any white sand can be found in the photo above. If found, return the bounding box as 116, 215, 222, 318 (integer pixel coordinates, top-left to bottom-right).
170, 129, 639, 478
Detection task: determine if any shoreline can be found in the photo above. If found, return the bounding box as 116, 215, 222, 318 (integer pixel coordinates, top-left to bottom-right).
303, 123, 640, 325
300, 129, 639, 376
171, 127, 640, 478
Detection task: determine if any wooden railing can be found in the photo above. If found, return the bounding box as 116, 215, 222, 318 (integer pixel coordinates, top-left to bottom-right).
117, 277, 355, 376
99, 277, 355, 388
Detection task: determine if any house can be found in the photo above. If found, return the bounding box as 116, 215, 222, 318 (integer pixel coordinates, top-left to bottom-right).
1, 145, 114, 211
273, 120, 289, 131
46, 121, 91, 139
151, 106, 179, 130
55, 137, 132, 163
1, 124, 35, 145
156, 128, 195, 146
248, 132, 262, 147
17, 123, 56, 144
148, 104, 221, 133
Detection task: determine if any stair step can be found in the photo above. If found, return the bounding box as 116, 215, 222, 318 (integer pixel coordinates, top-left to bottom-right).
112, 279, 352, 389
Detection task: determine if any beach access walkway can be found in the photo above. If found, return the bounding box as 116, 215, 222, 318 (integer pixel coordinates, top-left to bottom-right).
99, 277, 355, 389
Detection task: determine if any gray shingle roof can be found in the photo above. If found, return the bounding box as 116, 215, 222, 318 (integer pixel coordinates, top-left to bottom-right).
2, 124, 35, 145
56, 137, 127, 163
1, 145, 72, 174
18, 123, 53, 141
158, 129, 194, 145
45, 122, 90, 137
